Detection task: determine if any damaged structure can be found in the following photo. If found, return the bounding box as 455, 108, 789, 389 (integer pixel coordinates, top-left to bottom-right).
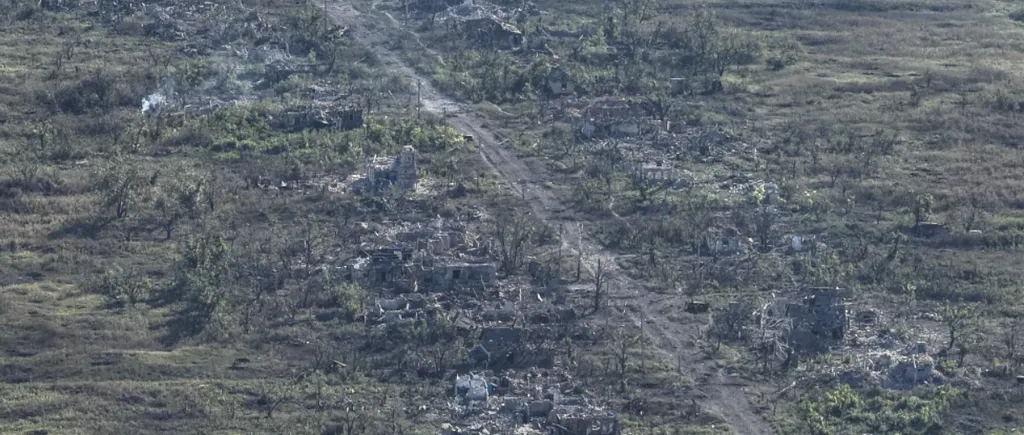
545, 67, 576, 97
574, 97, 646, 139
461, 17, 524, 49
468, 327, 555, 369
444, 1, 524, 50
342, 219, 497, 296
447, 368, 619, 435
771, 288, 848, 353
352, 145, 419, 193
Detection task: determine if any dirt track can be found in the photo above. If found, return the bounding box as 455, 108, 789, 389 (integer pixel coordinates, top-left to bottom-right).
324, 3, 775, 433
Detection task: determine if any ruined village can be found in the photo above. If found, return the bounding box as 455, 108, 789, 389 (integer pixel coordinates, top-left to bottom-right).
3, 0, 1024, 433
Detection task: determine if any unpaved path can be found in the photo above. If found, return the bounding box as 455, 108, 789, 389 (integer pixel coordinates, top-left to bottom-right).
324, 3, 774, 434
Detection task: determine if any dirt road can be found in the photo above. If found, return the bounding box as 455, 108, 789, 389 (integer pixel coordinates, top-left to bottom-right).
324, 3, 774, 433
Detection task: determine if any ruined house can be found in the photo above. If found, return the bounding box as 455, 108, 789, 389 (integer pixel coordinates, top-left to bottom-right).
352, 146, 418, 193
776, 288, 848, 353
344, 246, 415, 286
342, 221, 496, 293
462, 17, 524, 49
39, 0, 77, 11
421, 261, 496, 290
698, 227, 744, 257
336, 108, 364, 130
575, 98, 644, 139
548, 409, 619, 435
546, 67, 575, 97
632, 161, 683, 189
469, 327, 554, 369
469, 327, 523, 368
272, 106, 363, 132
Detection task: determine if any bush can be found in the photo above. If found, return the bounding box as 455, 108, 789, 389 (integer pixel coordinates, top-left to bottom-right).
798, 385, 961, 435
327, 283, 364, 322
1010, 9, 1024, 23
764, 34, 804, 71
91, 267, 152, 307
52, 71, 149, 114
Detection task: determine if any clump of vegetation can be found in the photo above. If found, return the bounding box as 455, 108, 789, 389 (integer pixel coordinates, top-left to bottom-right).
794, 385, 961, 435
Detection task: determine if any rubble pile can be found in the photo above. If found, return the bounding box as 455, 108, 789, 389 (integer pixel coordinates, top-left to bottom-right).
340, 218, 498, 318
445, 368, 619, 435
778, 299, 982, 391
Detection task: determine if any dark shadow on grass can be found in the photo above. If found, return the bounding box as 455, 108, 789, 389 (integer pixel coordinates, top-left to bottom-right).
159, 309, 209, 347
47, 216, 110, 239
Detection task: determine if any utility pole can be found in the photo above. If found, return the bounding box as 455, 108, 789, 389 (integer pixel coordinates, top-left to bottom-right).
417, 80, 422, 118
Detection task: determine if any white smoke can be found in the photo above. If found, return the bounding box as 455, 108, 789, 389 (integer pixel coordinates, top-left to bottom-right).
141, 92, 167, 115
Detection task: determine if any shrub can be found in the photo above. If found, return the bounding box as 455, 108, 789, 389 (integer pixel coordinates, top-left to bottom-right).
1010, 9, 1024, 23
91, 267, 152, 307
327, 283, 364, 322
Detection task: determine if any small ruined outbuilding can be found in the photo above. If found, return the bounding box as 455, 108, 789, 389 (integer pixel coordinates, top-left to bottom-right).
272, 105, 363, 132
554, 417, 618, 435
546, 67, 575, 97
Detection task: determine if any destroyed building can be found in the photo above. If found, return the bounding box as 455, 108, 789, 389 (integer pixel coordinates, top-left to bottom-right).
772, 288, 848, 353
342, 219, 496, 295
443, 1, 524, 50
550, 412, 619, 435
546, 67, 576, 97
271, 105, 363, 132
468, 327, 555, 369
351, 146, 418, 193
461, 17, 524, 49
575, 97, 645, 139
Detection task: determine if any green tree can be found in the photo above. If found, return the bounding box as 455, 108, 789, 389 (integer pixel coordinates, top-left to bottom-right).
96, 156, 145, 220
168, 232, 233, 338
153, 171, 208, 239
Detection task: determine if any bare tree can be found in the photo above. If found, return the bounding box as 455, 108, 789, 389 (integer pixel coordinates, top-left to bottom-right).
938, 303, 976, 352
1002, 318, 1023, 374
612, 329, 637, 392
951, 191, 986, 233
754, 204, 776, 253
753, 297, 792, 374
593, 258, 605, 314
708, 302, 751, 352
494, 212, 535, 274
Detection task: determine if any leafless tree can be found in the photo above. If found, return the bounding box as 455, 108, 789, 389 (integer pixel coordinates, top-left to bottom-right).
1001, 318, 1023, 374
951, 190, 986, 233
754, 204, 776, 253
612, 329, 637, 392
592, 258, 605, 314
709, 301, 751, 352
753, 297, 792, 374
494, 211, 535, 274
